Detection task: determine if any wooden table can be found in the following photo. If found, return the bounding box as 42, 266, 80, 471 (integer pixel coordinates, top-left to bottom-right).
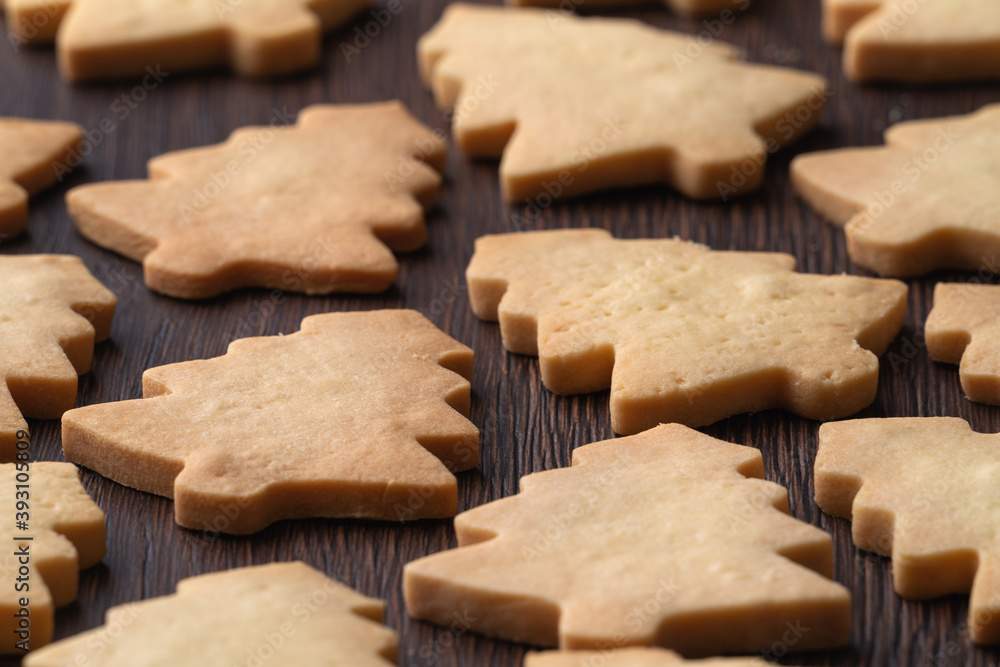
2, 1, 999, 665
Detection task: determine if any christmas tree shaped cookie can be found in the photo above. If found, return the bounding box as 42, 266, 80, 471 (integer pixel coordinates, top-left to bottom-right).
418, 3, 826, 201
467, 229, 907, 433
1, 255, 116, 460
405, 424, 851, 655
62, 310, 478, 533
792, 104, 1000, 277
6, 0, 371, 80
0, 118, 82, 238
67, 102, 445, 299
24, 562, 396, 665
816, 417, 1000, 644
823, 0, 1000, 82
926, 283, 1000, 405
0, 462, 106, 653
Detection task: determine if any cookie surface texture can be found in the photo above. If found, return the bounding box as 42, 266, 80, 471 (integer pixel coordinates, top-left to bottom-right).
404, 424, 851, 655
0, 255, 116, 460
792, 104, 1000, 277
24, 562, 397, 666
56, 0, 371, 81
823, 0, 1000, 82
926, 283, 1000, 405
466, 229, 907, 433
418, 3, 827, 201
67, 102, 445, 299
61, 310, 478, 533
815, 417, 1000, 644
0, 462, 106, 653
0, 118, 82, 237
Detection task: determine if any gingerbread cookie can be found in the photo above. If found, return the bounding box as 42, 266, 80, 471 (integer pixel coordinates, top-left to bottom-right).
24, 562, 396, 665
467, 229, 907, 434
528, 649, 783, 667
48, 0, 370, 81
0, 118, 82, 238
792, 104, 1000, 277
0, 255, 116, 460
0, 462, 106, 653
926, 283, 1000, 405
823, 0, 1000, 82
418, 3, 826, 201
405, 424, 851, 655
816, 417, 1000, 644
62, 310, 478, 533
67, 102, 445, 299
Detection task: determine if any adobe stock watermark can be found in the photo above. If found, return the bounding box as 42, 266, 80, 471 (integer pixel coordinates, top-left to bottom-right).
876, 0, 929, 38
179, 106, 297, 222
716, 87, 831, 201
510, 116, 623, 230
852, 124, 959, 236
673, 0, 753, 72
6, 1, 62, 53
384, 74, 502, 192
52, 65, 170, 182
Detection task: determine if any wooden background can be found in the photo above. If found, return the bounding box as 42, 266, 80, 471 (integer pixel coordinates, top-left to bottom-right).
2, 0, 999, 665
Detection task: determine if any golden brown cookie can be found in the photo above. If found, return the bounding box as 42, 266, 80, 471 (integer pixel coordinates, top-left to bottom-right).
67, 102, 445, 299
24, 562, 396, 665
466, 229, 907, 434
418, 3, 826, 201
3, 0, 71, 45
47, 0, 370, 81
823, 0, 1000, 82
405, 424, 851, 655
0, 255, 116, 460
62, 310, 478, 533
816, 417, 1000, 644
792, 104, 1000, 277
0, 462, 106, 653
925, 283, 1000, 405
0, 118, 82, 238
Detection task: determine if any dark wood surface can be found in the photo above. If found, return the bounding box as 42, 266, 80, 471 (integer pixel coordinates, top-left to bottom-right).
2, 1, 999, 665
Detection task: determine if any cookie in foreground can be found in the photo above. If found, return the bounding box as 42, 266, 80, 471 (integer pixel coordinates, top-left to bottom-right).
62, 310, 478, 534
23, 562, 396, 666
405, 424, 851, 655
816, 416, 1000, 644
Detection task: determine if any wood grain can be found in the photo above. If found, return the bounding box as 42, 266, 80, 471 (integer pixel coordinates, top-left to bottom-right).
2, 1, 999, 665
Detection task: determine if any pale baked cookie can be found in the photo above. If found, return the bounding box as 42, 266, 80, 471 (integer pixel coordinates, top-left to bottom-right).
24, 562, 397, 666
508, 0, 748, 16
528, 649, 785, 667
0, 462, 106, 653
925, 283, 1000, 405
816, 417, 1000, 644
418, 4, 827, 201
792, 104, 1000, 277
405, 424, 851, 655
466, 229, 907, 434
62, 310, 478, 533
67, 102, 445, 299
10, 0, 371, 80
823, 0, 1000, 82
0, 255, 116, 460
0, 118, 82, 238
